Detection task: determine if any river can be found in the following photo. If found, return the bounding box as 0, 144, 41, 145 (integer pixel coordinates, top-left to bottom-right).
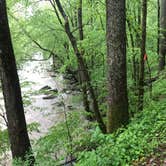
0, 54, 82, 165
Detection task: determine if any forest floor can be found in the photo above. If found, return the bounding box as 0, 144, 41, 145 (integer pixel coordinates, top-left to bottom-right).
140, 144, 166, 166
75, 70, 166, 166
133, 72, 166, 166
134, 144, 166, 166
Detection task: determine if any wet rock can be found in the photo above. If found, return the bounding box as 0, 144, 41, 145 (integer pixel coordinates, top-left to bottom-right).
67, 105, 74, 110
61, 88, 68, 93
42, 88, 58, 96
65, 90, 72, 94
50, 74, 57, 77
49, 89, 58, 93
43, 95, 57, 100
40, 85, 52, 90
56, 101, 64, 107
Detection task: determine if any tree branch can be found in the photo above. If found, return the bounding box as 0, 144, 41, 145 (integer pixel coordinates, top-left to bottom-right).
9, 13, 58, 59
49, 0, 63, 26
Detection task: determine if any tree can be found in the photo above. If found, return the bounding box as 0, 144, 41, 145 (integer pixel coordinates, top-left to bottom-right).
138, 0, 147, 111
77, 0, 92, 119
51, 0, 107, 133
106, 0, 129, 133
157, 0, 160, 55
159, 0, 166, 71
0, 0, 34, 164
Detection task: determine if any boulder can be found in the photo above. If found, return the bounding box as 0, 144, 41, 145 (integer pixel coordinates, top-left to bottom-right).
40, 85, 52, 90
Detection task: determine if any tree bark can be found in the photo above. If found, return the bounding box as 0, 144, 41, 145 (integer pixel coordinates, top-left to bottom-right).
159, 0, 166, 71
77, 0, 91, 119
157, 0, 160, 55
0, 0, 34, 164
78, 0, 83, 41
138, 0, 147, 111
106, 0, 129, 133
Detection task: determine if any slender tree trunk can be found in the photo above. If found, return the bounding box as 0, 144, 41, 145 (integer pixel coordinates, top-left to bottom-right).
134, 0, 142, 49
159, 0, 166, 71
106, 0, 129, 133
135, 1, 142, 91
126, 18, 137, 90
0, 0, 34, 164
78, 0, 83, 41
88, 0, 93, 27
138, 1, 142, 29
157, 0, 160, 55
127, 1, 141, 93
54, 0, 106, 133
134, 0, 142, 88
138, 0, 147, 111
77, 0, 91, 118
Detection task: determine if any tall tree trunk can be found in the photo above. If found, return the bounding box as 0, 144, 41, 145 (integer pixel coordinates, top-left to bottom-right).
0, 0, 34, 164
54, 0, 106, 133
135, 0, 142, 91
157, 0, 160, 55
106, 0, 129, 133
138, 0, 147, 111
138, 1, 142, 30
159, 0, 166, 71
78, 0, 83, 41
77, 0, 91, 118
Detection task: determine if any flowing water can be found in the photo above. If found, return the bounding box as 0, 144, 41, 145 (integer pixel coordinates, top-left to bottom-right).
0, 54, 82, 165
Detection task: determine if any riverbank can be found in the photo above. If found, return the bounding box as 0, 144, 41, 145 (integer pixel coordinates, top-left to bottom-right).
0, 55, 83, 165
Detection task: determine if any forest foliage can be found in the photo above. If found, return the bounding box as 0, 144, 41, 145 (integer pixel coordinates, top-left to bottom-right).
0, 0, 166, 165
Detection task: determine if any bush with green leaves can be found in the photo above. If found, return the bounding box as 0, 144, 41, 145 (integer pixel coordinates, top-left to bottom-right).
76, 75, 166, 166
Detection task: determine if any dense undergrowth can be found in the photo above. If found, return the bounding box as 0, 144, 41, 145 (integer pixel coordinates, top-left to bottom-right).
0, 68, 165, 166
1, 67, 165, 166
12, 70, 166, 166
76, 71, 166, 166
76, 77, 166, 166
